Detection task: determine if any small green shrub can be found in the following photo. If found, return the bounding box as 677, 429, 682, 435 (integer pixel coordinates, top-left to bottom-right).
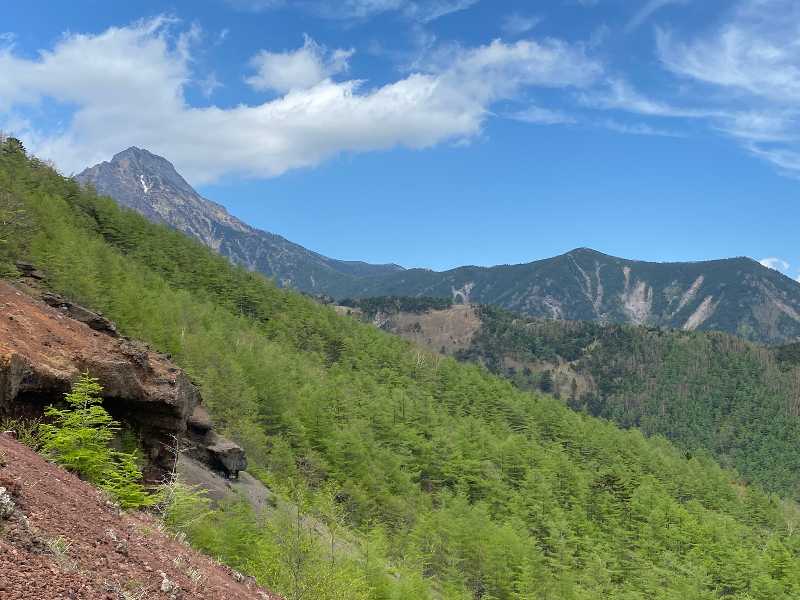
39, 373, 154, 509
0, 417, 42, 450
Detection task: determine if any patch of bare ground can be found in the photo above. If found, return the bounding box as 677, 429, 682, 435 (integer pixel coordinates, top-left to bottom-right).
386, 304, 481, 354
0, 434, 279, 600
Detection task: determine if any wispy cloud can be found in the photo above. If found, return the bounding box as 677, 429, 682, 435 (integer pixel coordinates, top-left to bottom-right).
406, 0, 480, 23
197, 72, 222, 98
601, 119, 684, 137
501, 13, 542, 36
228, 0, 480, 22
507, 106, 576, 125
578, 79, 715, 118
626, 0, 688, 33
653, 0, 800, 175
760, 257, 790, 272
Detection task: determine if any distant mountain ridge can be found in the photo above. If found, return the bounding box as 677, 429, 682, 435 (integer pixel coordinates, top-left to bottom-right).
77, 148, 800, 344
76, 147, 404, 292
341, 248, 800, 344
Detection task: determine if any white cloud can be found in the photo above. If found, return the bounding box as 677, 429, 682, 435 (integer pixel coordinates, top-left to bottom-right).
426, 38, 602, 99
656, 6, 800, 103
717, 111, 799, 144
0, 16, 187, 113
626, 0, 688, 33
306, 0, 405, 19
0, 19, 602, 183
507, 106, 575, 125
502, 13, 542, 36
760, 257, 790, 272
653, 0, 800, 175
246, 35, 353, 93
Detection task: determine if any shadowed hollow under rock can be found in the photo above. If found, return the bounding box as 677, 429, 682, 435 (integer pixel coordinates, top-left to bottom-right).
0, 279, 245, 480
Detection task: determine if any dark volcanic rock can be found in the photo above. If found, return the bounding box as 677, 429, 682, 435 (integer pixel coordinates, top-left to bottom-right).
207, 435, 248, 478
41, 291, 119, 337
0, 281, 245, 481
187, 407, 247, 478
14, 262, 45, 281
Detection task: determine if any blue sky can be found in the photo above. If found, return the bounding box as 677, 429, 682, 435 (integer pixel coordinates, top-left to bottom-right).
1, 0, 798, 275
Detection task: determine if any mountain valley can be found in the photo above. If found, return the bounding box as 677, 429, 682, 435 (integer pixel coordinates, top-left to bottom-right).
341, 296, 800, 495
78, 148, 800, 345
5, 137, 800, 598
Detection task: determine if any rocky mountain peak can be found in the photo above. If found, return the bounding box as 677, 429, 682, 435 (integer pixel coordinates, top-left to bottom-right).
76, 148, 406, 294
88, 146, 196, 201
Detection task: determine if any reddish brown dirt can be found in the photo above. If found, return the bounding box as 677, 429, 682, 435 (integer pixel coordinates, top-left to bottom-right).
0, 280, 177, 389
0, 434, 279, 600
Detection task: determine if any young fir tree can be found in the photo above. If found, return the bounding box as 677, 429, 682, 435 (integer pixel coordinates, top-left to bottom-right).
39, 373, 153, 509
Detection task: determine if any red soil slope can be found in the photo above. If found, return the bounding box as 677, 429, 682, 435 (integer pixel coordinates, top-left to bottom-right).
0, 434, 279, 600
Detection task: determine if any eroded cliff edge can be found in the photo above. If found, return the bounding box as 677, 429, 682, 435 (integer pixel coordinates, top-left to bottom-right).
0, 278, 245, 480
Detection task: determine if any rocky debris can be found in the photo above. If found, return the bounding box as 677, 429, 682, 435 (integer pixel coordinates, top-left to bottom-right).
0, 486, 14, 519
14, 261, 46, 281
177, 455, 276, 512
0, 280, 246, 482
0, 433, 280, 600
41, 290, 119, 337
160, 571, 180, 596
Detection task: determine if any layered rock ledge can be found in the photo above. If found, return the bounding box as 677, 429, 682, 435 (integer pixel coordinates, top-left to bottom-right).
0, 280, 245, 480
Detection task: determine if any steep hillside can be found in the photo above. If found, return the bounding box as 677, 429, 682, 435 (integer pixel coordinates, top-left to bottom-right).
346, 298, 800, 496
344, 247, 800, 344
0, 434, 276, 600
0, 279, 246, 482
76, 147, 403, 292
7, 138, 800, 598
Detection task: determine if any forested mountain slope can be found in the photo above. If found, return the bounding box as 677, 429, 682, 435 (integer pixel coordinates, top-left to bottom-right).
344, 247, 800, 344
343, 298, 800, 497
5, 138, 800, 599
76, 147, 403, 292
78, 148, 800, 345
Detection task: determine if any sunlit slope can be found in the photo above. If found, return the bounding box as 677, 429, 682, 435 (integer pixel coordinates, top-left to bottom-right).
3, 139, 800, 599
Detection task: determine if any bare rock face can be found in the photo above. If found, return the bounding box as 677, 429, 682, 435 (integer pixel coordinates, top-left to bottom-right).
41, 291, 119, 337
206, 436, 248, 478
0, 280, 245, 481
76, 147, 404, 296
14, 261, 45, 281
186, 407, 247, 478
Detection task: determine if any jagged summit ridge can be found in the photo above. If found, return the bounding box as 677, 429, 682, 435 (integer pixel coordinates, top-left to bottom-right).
76, 148, 404, 293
